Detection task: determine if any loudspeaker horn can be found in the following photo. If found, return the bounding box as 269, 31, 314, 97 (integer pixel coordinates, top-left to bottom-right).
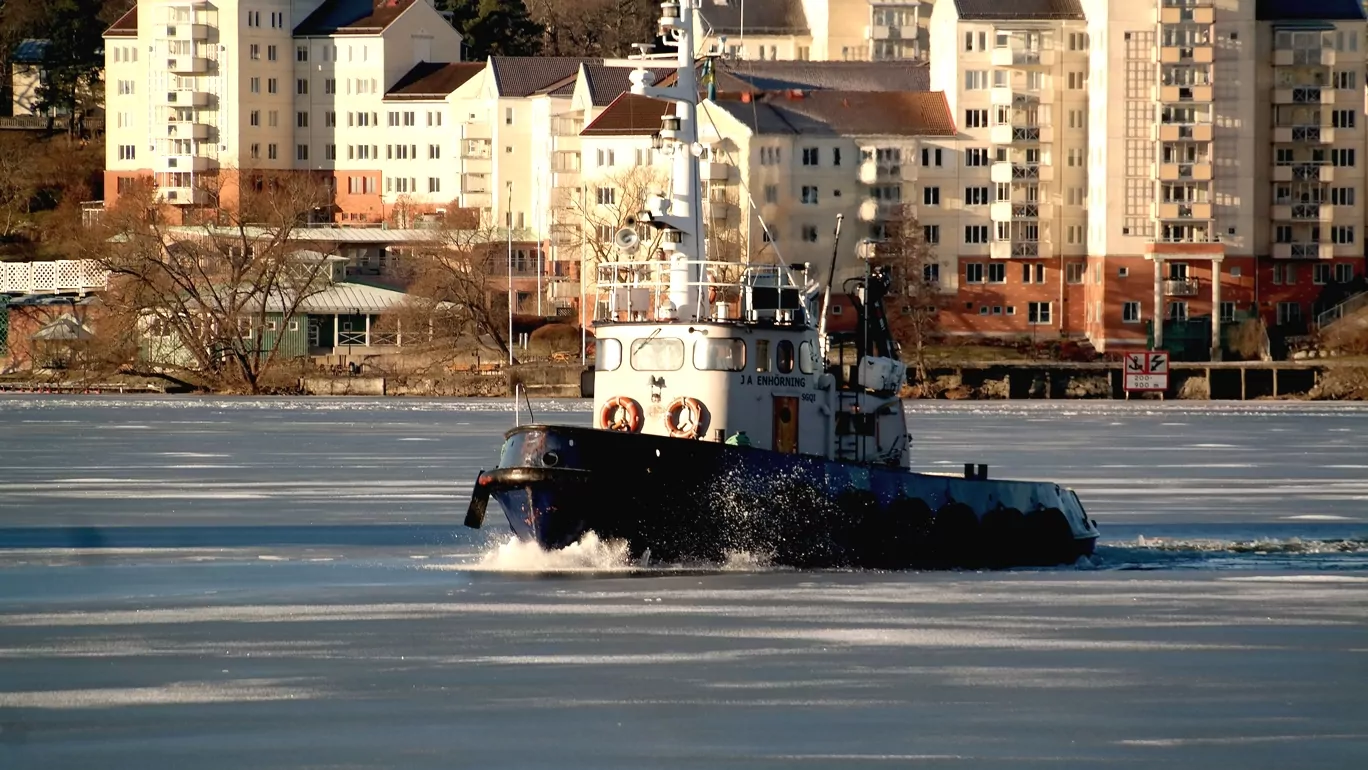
614, 227, 641, 254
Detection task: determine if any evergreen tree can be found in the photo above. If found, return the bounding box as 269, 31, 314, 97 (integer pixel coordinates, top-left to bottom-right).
457, 0, 545, 59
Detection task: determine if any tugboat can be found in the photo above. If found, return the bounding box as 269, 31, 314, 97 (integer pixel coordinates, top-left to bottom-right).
463, 0, 1099, 568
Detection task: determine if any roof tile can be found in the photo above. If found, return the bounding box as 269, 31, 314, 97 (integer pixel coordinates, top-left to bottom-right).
294, 0, 418, 36
385, 62, 484, 100
951, 0, 1085, 20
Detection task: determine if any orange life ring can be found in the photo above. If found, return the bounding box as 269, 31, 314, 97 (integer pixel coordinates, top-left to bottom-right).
599, 396, 644, 433
664, 396, 708, 439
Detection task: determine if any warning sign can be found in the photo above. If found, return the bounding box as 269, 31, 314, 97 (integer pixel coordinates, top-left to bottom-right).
1124, 352, 1169, 392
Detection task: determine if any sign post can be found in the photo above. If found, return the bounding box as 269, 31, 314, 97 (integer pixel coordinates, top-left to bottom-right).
1123, 351, 1169, 393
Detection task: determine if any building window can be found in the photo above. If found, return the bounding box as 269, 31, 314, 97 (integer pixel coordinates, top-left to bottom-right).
267, 144, 278, 160
1122, 301, 1141, 323
297, 45, 308, 62
429, 144, 440, 159
922, 225, 939, 244
964, 186, 989, 205
1021, 263, 1045, 283
296, 79, 309, 95
923, 186, 940, 205
921, 147, 943, 167
801, 185, 819, 204
250, 44, 260, 60
966, 263, 984, 283
1333, 226, 1355, 244
1028, 302, 1052, 325
596, 187, 616, 205
1067, 71, 1086, 89
964, 110, 988, 129
117, 144, 136, 160
1332, 187, 1355, 206
965, 148, 989, 167
429, 178, 441, 193
325, 79, 337, 95
267, 78, 278, 94
802, 147, 819, 166
832, 147, 841, 166
764, 184, 778, 204
987, 263, 1005, 283
295, 144, 307, 161
1277, 302, 1302, 325
267, 45, 277, 61
1333, 149, 1356, 167
923, 264, 940, 284
964, 71, 989, 90
268, 110, 278, 127
325, 144, 337, 160
1314, 263, 1332, 285
1333, 110, 1356, 129
801, 224, 819, 242
964, 225, 989, 244
505, 107, 514, 125
1065, 263, 1084, 284
250, 143, 260, 159
1334, 70, 1357, 90
249, 110, 260, 127
250, 77, 260, 93
760, 147, 781, 165
1219, 301, 1235, 322
1168, 301, 1189, 321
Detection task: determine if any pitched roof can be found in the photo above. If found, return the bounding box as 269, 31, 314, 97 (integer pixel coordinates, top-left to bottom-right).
12, 39, 48, 64
951, 0, 1085, 20
385, 62, 484, 100
1256, 0, 1366, 20
583, 64, 674, 106
490, 57, 599, 97
104, 6, 138, 37
713, 91, 957, 137
300, 282, 411, 314
715, 61, 929, 93
580, 93, 674, 136
294, 0, 418, 36
31, 314, 95, 342
697, 0, 809, 35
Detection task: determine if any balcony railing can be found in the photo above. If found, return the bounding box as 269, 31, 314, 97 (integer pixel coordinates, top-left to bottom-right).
1164, 279, 1200, 296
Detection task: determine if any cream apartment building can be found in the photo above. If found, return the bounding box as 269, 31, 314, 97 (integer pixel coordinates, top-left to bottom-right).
103, 0, 464, 217
929, 0, 1368, 354
694, 0, 933, 62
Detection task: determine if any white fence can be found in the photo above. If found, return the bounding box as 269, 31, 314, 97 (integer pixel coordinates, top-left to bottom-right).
0, 260, 109, 296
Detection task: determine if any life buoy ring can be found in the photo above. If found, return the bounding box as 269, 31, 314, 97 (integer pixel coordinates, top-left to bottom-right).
599, 396, 644, 433
664, 396, 708, 439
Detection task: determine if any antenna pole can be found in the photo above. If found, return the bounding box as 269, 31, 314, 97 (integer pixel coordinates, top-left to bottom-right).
817, 213, 843, 355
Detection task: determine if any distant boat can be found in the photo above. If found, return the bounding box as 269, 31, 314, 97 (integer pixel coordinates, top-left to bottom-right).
463, 0, 1098, 568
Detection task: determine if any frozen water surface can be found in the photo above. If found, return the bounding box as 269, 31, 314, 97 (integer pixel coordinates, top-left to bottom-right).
0, 396, 1365, 768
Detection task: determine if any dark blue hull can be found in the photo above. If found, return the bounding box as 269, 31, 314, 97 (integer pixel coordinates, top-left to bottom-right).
465, 425, 1098, 569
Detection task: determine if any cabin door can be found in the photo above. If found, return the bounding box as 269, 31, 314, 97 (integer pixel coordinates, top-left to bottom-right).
772, 396, 799, 454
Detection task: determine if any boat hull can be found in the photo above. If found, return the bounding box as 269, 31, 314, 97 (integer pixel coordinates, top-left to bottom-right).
466, 425, 1098, 569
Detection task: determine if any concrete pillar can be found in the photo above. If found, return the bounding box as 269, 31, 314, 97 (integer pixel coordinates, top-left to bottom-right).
364, 314, 371, 347
1210, 256, 1223, 362
333, 313, 339, 350
1273, 367, 1279, 397
1153, 255, 1165, 348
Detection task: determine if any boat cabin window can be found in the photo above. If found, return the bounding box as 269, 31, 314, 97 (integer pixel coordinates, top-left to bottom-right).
798, 340, 817, 374
755, 339, 771, 372
596, 338, 622, 371
630, 337, 684, 371
693, 338, 746, 371
776, 340, 795, 373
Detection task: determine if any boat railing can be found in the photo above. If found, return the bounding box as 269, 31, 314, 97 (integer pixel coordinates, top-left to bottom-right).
592, 260, 804, 324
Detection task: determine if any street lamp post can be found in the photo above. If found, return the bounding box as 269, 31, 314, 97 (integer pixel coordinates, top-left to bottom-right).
506, 181, 514, 365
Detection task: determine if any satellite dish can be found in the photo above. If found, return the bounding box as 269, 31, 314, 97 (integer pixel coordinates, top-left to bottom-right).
614, 227, 641, 254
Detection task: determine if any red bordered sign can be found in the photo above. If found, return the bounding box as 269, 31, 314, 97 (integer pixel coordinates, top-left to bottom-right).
1123, 352, 1169, 392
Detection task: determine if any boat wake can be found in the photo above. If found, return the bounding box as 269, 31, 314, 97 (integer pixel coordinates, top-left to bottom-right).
1095, 535, 1368, 571
439, 532, 776, 574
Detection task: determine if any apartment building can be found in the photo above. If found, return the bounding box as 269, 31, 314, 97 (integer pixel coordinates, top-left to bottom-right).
930, 0, 1368, 356
694, 0, 933, 62
103, 0, 464, 217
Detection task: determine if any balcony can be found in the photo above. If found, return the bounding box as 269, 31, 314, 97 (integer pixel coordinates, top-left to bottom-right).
462, 122, 492, 141
1271, 203, 1334, 222
1273, 86, 1336, 105
157, 187, 208, 206
165, 121, 210, 140
163, 90, 209, 107
703, 161, 732, 182
990, 124, 1053, 145
1158, 45, 1214, 64
865, 25, 907, 41
551, 117, 584, 137
1273, 163, 1334, 183
1156, 85, 1213, 102
990, 47, 1055, 68
1154, 123, 1213, 142
1163, 279, 1200, 296
461, 139, 492, 159
857, 199, 906, 221
1273, 242, 1333, 259
1156, 162, 1212, 181
552, 170, 580, 189
857, 160, 904, 184
990, 161, 1053, 183
989, 87, 1053, 107
166, 55, 209, 74
1273, 125, 1334, 144
990, 201, 1040, 221
1154, 202, 1212, 220
990, 239, 1051, 259
162, 23, 209, 40
156, 154, 213, 173
1274, 48, 1334, 67
1158, 6, 1214, 23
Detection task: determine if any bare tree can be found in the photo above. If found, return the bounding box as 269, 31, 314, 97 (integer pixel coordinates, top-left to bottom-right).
396, 211, 524, 366
869, 203, 941, 391
81, 170, 337, 393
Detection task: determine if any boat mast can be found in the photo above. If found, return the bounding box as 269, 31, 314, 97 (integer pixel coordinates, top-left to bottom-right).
630, 1, 704, 321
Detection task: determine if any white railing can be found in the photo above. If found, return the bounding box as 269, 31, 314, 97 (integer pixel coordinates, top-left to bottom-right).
1, 259, 108, 295
593, 260, 799, 323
